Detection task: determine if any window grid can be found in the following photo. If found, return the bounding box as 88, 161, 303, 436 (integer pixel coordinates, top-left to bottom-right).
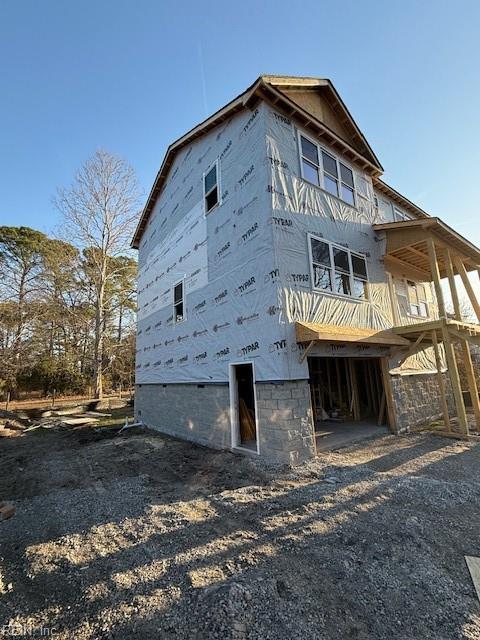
173, 280, 185, 323
308, 235, 369, 301
204, 160, 220, 213
299, 132, 357, 207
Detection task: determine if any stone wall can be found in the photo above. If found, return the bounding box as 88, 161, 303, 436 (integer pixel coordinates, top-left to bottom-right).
391, 372, 455, 433
135, 383, 231, 450
256, 380, 316, 465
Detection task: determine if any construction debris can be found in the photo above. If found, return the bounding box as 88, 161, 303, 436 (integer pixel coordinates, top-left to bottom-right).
0, 502, 15, 520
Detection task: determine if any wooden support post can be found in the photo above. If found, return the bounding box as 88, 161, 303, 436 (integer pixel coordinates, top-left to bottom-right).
427, 239, 468, 433
377, 391, 386, 426
445, 250, 480, 428
335, 359, 343, 405
426, 238, 446, 318
348, 359, 360, 421
431, 330, 450, 430
454, 257, 480, 322
380, 357, 396, 433
442, 325, 469, 434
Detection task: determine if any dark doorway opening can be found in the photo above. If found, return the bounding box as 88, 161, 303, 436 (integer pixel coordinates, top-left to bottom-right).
308, 356, 388, 452
232, 363, 258, 451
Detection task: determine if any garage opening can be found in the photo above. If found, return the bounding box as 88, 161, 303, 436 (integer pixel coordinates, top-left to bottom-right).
308, 356, 388, 451
230, 363, 258, 452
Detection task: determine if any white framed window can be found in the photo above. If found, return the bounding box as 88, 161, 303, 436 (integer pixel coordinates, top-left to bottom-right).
173, 280, 185, 323
407, 280, 429, 317
394, 277, 429, 318
203, 160, 220, 213
308, 234, 369, 300
393, 207, 412, 222
299, 132, 356, 207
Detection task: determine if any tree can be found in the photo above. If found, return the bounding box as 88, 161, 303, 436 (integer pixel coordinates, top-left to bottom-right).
0, 226, 50, 395
54, 150, 141, 398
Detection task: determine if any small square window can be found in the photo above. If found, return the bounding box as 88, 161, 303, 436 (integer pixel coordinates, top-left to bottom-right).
311, 238, 330, 266
301, 136, 319, 165
324, 174, 338, 196
351, 254, 367, 279
340, 163, 354, 188
322, 151, 338, 178
204, 165, 217, 193
333, 247, 349, 274
313, 264, 332, 291
334, 271, 351, 296
352, 278, 367, 299
302, 159, 320, 186
341, 184, 355, 206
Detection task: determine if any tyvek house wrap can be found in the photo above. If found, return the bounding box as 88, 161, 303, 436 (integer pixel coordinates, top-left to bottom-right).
261, 104, 443, 376
136, 104, 287, 383
136, 101, 444, 385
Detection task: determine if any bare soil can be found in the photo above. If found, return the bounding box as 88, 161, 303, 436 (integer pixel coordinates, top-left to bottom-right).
1, 416, 480, 639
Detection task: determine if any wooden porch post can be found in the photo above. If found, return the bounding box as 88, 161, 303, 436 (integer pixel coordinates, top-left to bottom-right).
431, 330, 451, 430
445, 250, 480, 428
427, 238, 468, 434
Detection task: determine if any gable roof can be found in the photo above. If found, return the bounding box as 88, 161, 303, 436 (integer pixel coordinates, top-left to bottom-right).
132, 75, 386, 248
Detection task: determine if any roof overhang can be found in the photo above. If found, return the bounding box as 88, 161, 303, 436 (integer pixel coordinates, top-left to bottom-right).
373, 217, 480, 278
131, 75, 384, 249
295, 321, 410, 347
373, 178, 429, 220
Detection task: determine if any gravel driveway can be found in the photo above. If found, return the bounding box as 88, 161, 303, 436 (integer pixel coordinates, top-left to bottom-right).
1, 425, 480, 639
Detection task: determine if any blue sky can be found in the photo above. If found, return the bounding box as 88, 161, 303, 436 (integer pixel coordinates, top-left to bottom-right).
1, 0, 479, 248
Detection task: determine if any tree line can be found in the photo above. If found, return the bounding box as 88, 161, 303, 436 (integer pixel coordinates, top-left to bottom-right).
0, 150, 140, 400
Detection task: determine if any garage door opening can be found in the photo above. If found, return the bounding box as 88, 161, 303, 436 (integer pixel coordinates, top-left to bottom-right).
230, 363, 258, 453
308, 356, 388, 451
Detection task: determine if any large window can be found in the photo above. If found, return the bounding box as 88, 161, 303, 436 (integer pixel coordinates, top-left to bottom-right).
309, 235, 368, 299
173, 280, 185, 323
300, 134, 356, 206
204, 160, 220, 213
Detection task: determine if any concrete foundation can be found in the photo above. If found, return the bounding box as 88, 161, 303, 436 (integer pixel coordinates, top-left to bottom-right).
135, 383, 231, 450
135, 379, 316, 465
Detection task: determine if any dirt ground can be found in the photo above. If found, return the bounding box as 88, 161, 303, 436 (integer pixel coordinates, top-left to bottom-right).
1, 416, 480, 639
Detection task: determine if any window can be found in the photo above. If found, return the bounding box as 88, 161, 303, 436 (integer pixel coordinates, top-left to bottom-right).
204, 161, 219, 213
300, 136, 320, 186
394, 207, 411, 222
309, 235, 368, 300
394, 277, 429, 318
407, 280, 428, 317
299, 133, 356, 207
173, 280, 185, 322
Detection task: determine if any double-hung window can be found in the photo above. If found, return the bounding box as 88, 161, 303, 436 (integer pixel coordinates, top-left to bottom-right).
407, 280, 428, 318
309, 235, 368, 300
173, 280, 185, 323
394, 277, 429, 318
204, 160, 220, 213
300, 134, 356, 206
